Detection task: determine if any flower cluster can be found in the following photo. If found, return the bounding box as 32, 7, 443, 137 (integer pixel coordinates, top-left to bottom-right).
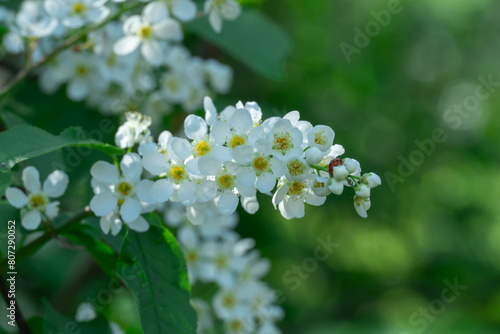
164, 202, 283, 334
0, 0, 238, 115
95, 96, 380, 226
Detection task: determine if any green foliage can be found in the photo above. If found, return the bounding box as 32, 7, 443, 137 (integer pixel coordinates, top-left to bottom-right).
0, 124, 124, 170
43, 300, 111, 334
186, 8, 292, 81
117, 215, 197, 334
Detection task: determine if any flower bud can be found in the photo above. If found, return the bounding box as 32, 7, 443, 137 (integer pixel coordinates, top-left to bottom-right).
305, 147, 324, 165
343, 158, 359, 174
332, 165, 349, 181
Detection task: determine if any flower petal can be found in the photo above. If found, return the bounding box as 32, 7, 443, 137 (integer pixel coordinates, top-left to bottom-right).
230, 108, 253, 134
127, 215, 150, 232
5, 187, 28, 208
22, 166, 41, 193
256, 173, 276, 193
150, 179, 174, 202
43, 170, 69, 198
120, 197, 142, 223
22, 210, 42, 230
141, 40, 163, 66
153, 18, 183, 41
215, 193, 238, 215
90, 193, 117, 217
121, 153, 143, 182
113, 35, 141, 56
91, 161, 119, 184
172, 0, 196, 21
184, 115, 207, 140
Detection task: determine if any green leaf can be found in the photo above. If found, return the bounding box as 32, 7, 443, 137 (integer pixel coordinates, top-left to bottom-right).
43, 300, 111, 334
60, 224, 118, 278
0, 124, 124, 170
117, 216, 197, 334
0, 171, 12, 197
185, 8, 292, 81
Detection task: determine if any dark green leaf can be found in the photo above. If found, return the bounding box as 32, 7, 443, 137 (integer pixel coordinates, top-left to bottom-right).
0, 124, 124, 170
43, 300, 111, 334
0, 172, 12, 197
117, 216, 196, 334
185, 8, 292, 81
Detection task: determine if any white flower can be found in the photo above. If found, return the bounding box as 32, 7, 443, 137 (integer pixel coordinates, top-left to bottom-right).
204, 0, 241, 33
89, 153, 153, 233
266, 118, 304, 161
15, 1, 57, 39
57, 53, 104, 101
307, 125, 335, 152
272, 177, 326, 220
115, 112, 153, 149
3, 32, 25, 54
205, 59, 233, 94
354, 195, 371, 218
113, 2, 183, 66
191, 298, 214, 334
178, 226, 204, 283
44, 0, 110, 29
6, 167, 68, 230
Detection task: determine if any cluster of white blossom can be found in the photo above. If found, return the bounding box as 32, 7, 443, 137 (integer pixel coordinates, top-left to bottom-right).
96, 96, 381, 226
0, 0, 237, 114
165, 202, 283, 334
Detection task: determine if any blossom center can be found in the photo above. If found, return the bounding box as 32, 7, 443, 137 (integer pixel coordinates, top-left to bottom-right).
252, 156, 269, 173
170, 166, 185, 181
272, 132, 293, 154
217, 173, 234, 190
288, 181, 305, 196
314, 131, 327, 145
75, 65, 88, 76
139, 25, 152, 40
222, 294, 235, 307
195, 141, 211, 156
28, 194, 46, 209
229, 135, 246, 149
73, 2, 85, 14
286, 159, 306, 177
229, 320, 244, 331
117, 181, 133, 197
186, 251, 197, 263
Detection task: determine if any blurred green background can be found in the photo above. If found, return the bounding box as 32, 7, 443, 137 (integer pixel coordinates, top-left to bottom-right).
2, 0, 500, 333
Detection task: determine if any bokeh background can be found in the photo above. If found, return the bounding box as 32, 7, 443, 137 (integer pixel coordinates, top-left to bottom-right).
2, 0, 500, 333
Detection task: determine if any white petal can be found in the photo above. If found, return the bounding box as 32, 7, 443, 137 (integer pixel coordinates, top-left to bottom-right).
91, 161, 119, 184
113, 35, 141, 56
141, 40, 163, 66
204, 96, 217, 126
100, 215, 112, 235
127, 215, 150, 232
241, 196, 259, 214
172, 0, 196, 21
135, 179, 155, 204
256, 173, 276, 193
184, 115, 207, 140
120, 198, 142, 223
120, 153, 143, 182
150, 179, 174, 202
153, 18, 183, 40
210, 121, 230, 145
123, 15, 141, 34
142, 152, 169, 176
67, 79, 89, 101
208, 10, 223, 33
45, 201, 59, 219
90, 193, 117, 216
144, 2, 168, 23
232, 145, 253, 165
22, 166, 41, 193
195, 180, 217, 202
178, 181, 197, 206
221, 0, 241, 19
236, 183, 256, 198
304, 193, 327, 206
22, 210, 42, 230
215, 193, 238, 215
285, 197, 305, 219
43, 170, 69, 198
272, 184, 287, 208
236, 168, 256, 187
230, 109, 253, 134
171, 138, 193, 161
5, 188, 28, 208
75, 303, 97, 322
211, 145, 232, 162
198, 156, 222, 175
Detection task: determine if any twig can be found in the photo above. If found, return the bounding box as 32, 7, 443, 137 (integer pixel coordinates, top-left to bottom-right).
0, 206, 93, 273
